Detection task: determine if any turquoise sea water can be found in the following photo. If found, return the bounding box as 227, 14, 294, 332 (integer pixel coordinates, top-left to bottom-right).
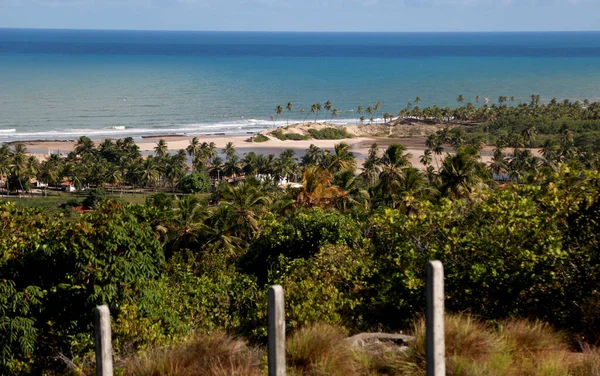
1, 29, 600, 141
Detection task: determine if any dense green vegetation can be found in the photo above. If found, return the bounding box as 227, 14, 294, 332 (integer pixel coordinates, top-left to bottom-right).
271, 129, 311, 141
2, 97, 600, 374
307, 127, 353, 140
251, 133, 270, 142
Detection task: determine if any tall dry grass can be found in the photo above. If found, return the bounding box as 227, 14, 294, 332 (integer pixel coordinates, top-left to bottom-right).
119, 316, 600, 376
121, 332, 263, 376
398, 314, 600, 376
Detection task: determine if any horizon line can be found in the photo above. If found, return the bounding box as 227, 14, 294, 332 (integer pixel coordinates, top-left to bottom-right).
2, 27, 600, 34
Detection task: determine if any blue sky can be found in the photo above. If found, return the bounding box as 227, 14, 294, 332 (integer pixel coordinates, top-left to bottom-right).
1, 0, 599, 32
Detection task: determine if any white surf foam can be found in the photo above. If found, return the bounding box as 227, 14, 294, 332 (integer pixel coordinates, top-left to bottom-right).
1, 117, 364, 141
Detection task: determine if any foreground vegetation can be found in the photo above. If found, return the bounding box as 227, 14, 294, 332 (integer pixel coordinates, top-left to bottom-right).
2, 96, 600, 374
123, 316, 600, 376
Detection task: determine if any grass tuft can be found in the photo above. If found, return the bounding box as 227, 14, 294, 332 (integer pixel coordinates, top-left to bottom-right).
286, 323, 362, 375
122, 332, 262, 376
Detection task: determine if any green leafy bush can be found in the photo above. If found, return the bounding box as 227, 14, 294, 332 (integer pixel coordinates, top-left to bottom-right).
243, 208, 363, 284
271, 129, 310, 141
83, 187, 108, 208
178, 171, 211, 194
0, 201, 164, 374
252, 134, 269, 142
307, 127, 353, 140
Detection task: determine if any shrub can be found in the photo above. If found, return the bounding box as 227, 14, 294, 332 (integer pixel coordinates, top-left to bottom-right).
307, 127, 352, 140
122, 332, 263, 376
271, 129, 310, 141
146, 192, 174, 209
276, 244, 373, 330
0, 201, 165, 374
243, 208, 363, 284
82, 187, 108, 208
179, 171, 211, 194
252, 134, 269, 142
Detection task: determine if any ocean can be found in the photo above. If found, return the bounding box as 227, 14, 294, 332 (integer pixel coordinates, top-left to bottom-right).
1, 29, 600, 141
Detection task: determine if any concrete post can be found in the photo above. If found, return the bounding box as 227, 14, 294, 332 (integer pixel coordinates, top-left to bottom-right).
268, 285, 286, 376
426, 260, 445, 376
94, 305, 113, 376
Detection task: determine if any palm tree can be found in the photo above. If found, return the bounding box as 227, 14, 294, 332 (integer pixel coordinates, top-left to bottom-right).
208, 156, 224, 181
374, 102, 382, 120
359, 143, 380, 186
377, 144, 412, 199
366, 106, 374, 124
98, 139, 114, 155
334, 170, 369, 212
154, 139, 168, 157
186, 137, 201, 158
201, 205, 245, 256
0, 152, 12, 196
325, 142, 356, 174
286, 102, 293, 126
242, 152, 260, 176
219, 183, 272, 239
331, 108, 339, 120
198, 142, 217, 165
275, 105, 284, 125
457, 94, 465, 104
140, 156, 160, 189
324, 100, 332, 119
74, 136, 95, 156
508, 149, 540, 183
415, 96, 422, 105
420, 149, 433, 167
488, 149, 508, 176
357, 106, 364, 125
439, 146, 487, 198
223, 154, 243, 179
426, 134, 442, 170
168, 195, 209, 250
223, 142, 236, 160
105, 165, 123, 194
311, 103, 322, 123
382, 166, 431, 212
521, 125, 537, 148
475, 95, 480, 104
275, 149, 297, 183
294, 166, 340, 208
301, 144, 324, 167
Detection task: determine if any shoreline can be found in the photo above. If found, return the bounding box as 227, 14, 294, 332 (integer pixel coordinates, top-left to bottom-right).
6, 122, 536, 168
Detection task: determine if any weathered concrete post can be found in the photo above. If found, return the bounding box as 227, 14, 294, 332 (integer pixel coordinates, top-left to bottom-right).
426, 260, 445, 376
268, 285, 286, 376
94, 305, 113, 376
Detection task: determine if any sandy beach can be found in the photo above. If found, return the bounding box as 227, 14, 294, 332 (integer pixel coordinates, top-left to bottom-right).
14, 121, 443, 168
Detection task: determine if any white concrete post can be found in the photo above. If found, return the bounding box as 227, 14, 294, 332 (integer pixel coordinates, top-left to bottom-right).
426, 260, 445, 376
268, 285, 286, 376
94, 305, 113, 376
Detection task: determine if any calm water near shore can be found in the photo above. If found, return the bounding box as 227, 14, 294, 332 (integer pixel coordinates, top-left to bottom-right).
2, 29, 600, 141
